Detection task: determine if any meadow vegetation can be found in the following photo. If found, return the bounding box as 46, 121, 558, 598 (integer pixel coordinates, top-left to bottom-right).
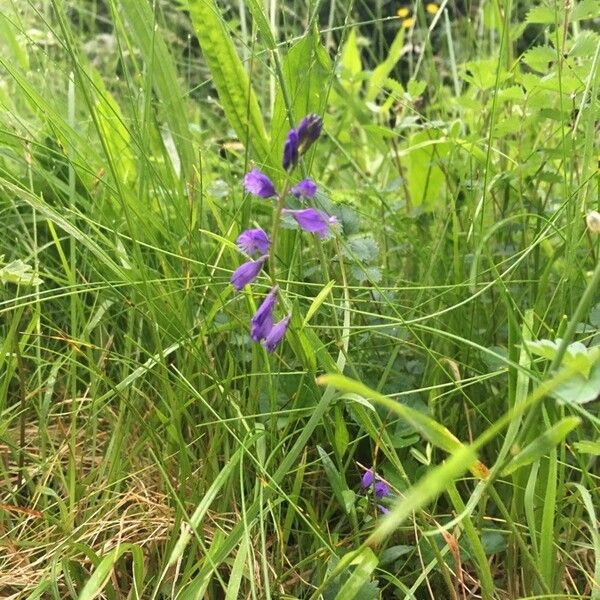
0, 0, 599, 597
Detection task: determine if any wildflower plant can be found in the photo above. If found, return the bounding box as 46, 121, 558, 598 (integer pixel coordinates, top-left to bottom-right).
230, 114, 337, 353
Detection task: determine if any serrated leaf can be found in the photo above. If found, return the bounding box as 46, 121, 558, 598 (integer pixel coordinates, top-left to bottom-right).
522, 45, 557, 72
350, 265, 382, 284
526, 6, 559, 24
187, 0, 270, 165
343, 236, 380, 263
502, 417, 581, 475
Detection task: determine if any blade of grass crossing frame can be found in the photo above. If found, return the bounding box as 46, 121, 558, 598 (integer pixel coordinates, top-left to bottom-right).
119, 0, 194, 179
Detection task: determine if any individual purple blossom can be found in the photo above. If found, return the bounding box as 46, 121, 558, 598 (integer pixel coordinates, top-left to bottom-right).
378, 505, 390, 515
283, 208, 337, 239
263, 314, 291, 353
237, 228, 270, 255
374, 481, 390, 499
283, 129, 299, 171
361, 469, 375, 489
291, 178, 317, 199
251, 286, 278, 342
244, 168, 276, 198
297, 113, 323, 153
230, 256, 267, 292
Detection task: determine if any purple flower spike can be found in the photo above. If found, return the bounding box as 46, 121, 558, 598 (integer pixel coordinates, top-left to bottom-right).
361, 469, 375, 489
231, 256, 267, 292
251, 286, 278, 342
263, 314, 291, 353
244, 168, 276, 198
374, 481, 390, 499
291, 178, 317, 199
283, 208, 337, 239
297, 113, 323, 154
283, 129, 299, 171
237, 228, 270, 256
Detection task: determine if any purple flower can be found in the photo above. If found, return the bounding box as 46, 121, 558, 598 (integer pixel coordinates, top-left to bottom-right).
283, 208, 337, 239
374, 481, 390, 499
283, 129, 299, 171
378, 504, 390, 515
230, 256, 267, 292
237, 228, 270, 255
263, 314, 291, 353
361, 469, 375, 488
251, 286, 278, 342
244, 168, 276, 198
297, 113, 323, 153
291, 178, 317, 199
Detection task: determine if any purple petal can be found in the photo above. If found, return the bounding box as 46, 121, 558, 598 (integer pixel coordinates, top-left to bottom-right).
283, 129, 299, 171
291, 178, 318, 199
283, 208, 337, 239
374, 481, 390, 499
237, 228, 271, 255
230, 256, 267, 292
378, 504, 390, 515
297, 114, 323, 153
263, 314, 291, 353
251, 286, 278, 342
244, 168, 276, 198
361, 469, 375, 489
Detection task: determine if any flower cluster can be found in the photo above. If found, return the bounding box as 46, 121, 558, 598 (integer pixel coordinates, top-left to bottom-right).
230, 113, 337, 352
361, 467, 391, 514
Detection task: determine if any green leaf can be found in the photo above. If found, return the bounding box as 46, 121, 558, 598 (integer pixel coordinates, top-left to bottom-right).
317, 445, 352, 514
366, 27, 405, 102
502, 417, 581, 476
334, 548, 379, 600
405, 131, 450, 210
244, 0, 276, 48
187, 0, 270, 165
0, 260, 43, 286
342, 236, 379, 263
574, 440, 600, 455
572, 0, 600, 21
271, 29, 331, 167
340, 28, 362, 93
379, 545, 413, 566
526, 6, 558, 24
78, 544, 144, 600
0, 9, 29, 70
303, 280, 336, 326
407, 79, 427, 99
522, 46, 557, 73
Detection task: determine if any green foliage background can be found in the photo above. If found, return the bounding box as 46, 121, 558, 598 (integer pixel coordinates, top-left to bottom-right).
0, 0, 599, 597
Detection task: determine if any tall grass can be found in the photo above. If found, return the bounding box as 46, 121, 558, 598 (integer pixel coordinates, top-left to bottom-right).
0, 0, 599, 598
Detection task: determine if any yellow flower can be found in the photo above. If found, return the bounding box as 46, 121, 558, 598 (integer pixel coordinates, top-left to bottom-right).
402, 16, 415, 28
426, 3, 439, 14
397, 7, 410, 18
